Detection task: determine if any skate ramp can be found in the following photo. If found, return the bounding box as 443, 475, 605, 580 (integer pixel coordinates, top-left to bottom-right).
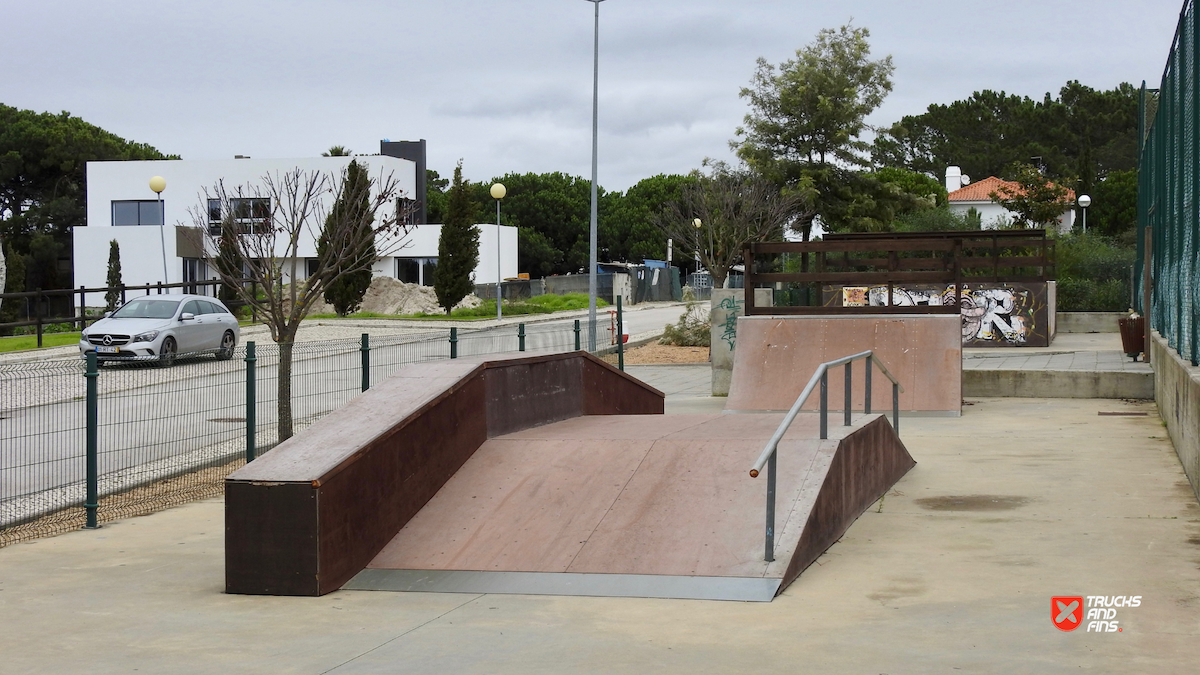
726, 315, 961, 415
347, 412, 914, 601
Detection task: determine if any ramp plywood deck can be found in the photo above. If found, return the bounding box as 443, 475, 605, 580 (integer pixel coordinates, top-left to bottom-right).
367, 414, 832, 579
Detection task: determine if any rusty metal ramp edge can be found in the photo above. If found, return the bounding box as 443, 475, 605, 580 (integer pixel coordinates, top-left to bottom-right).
343, 569, 782, 602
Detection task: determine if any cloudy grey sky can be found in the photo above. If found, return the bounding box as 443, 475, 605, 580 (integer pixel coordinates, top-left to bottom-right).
3, 0, 1185, 191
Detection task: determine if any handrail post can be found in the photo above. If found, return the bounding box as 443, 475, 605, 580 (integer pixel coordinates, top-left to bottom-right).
864, 355, 873, 415
518, 323, 526, 352
844, 361, 852, 426
764, 451, 776, 562
449, 327, 458, 359
819, 370, 828, 440
574, 319, 581, 351
893, 382, 900, 434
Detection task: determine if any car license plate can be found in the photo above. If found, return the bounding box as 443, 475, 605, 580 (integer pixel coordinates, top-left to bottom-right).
96, 345, 119, 354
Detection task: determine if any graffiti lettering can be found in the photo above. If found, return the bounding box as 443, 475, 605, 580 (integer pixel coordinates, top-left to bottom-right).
717, 297, 743, 350
863, 284, 1033, 344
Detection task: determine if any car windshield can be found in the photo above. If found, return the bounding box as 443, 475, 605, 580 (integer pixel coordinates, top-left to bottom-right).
111, 299, 180, 319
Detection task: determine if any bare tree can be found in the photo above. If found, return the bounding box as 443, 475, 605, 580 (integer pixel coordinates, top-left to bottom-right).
193, 166, 416, 441
655, 164, 812, 288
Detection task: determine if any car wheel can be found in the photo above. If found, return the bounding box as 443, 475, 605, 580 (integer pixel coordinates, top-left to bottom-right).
158, 337, 177, 367
216, 331, 236, 360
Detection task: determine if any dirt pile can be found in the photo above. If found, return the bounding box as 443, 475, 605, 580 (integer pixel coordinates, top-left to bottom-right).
306, 277, 482, 316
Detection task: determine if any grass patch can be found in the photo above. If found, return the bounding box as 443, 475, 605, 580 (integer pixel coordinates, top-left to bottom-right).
0, 332, 82, 352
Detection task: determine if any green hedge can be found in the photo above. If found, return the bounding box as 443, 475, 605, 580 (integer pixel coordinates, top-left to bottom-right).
1054, 233, 1135, 312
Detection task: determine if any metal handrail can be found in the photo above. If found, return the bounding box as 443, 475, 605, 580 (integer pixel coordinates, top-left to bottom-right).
747, 350, 904, 562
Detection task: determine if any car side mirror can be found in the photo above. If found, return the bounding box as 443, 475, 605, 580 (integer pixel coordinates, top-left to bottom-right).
181, 313, 195, 321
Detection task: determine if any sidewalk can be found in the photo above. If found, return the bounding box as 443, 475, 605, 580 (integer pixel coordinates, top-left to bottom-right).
1, 365, 1197, 673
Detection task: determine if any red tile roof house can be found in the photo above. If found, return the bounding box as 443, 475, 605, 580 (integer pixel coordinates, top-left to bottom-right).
944, 166, 1076, 233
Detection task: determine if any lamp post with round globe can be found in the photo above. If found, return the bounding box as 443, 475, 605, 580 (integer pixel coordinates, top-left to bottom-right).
1078, 194, 1092, 234
490, 183, 506, 320
149, 176, 168, 284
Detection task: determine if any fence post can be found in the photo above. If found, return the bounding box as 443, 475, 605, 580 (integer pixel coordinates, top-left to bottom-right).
518, 323, 526, 352
120, 284, 126, 305
78, 285, 86, 330
574, 320, 581, 351
360, 333, 370, 392
450, 327, 458, 359
616, 295, 624, 371
157, 281, 163, 295
245, 342, 257, 463
250, 281, 258, 322
84, 352, 99, 529
35, 288, 43, 348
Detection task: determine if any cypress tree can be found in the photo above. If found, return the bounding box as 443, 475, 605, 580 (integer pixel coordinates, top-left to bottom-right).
319, 160, 375, 316
0, 244, 26, 333
434, 161, 479, 314
104, 240, 123, 311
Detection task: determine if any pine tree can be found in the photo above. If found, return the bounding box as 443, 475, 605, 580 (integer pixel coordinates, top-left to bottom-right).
434, 161, 480, 314
104, 240, 122, 311
319, 160, 375, 316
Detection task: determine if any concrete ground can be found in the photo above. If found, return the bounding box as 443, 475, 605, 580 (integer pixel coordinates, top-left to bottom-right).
2, 366, 1199, 673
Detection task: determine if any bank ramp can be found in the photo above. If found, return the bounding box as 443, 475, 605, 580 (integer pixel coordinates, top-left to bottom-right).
225, 352, 913, 601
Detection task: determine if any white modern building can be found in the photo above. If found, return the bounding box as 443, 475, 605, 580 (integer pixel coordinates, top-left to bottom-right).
945, 166, 1076, 233
74, 140, 517, 306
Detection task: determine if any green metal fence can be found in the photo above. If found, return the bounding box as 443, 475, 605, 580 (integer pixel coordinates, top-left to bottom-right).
1139, 0, 1200, 366
0, 314, 626, 547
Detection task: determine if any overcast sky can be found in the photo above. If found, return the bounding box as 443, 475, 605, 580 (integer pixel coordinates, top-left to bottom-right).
3, 0, 1186, 191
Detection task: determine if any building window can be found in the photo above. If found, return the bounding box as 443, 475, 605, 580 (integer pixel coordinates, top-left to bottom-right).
112, 200, 164, 226
306, 258, 320, 279
395, 257, 437, 285
207, 198, 271, 235
395, 258, 419, 284
396, 197, 418, 227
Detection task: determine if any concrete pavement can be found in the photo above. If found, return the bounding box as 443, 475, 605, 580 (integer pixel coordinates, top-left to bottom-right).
1, 366, 1199, 673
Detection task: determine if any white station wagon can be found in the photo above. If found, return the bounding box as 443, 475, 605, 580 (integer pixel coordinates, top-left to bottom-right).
80, 294, 240, 366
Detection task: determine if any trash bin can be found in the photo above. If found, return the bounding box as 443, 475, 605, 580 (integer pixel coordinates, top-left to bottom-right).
1118, 316, 1145, 361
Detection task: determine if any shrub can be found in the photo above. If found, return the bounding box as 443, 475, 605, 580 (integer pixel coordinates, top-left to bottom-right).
1055, 233, 1135, 311
660, 302, 710, 347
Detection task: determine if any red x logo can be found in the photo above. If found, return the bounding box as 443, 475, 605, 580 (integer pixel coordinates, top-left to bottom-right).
1053, 596, 1084, 631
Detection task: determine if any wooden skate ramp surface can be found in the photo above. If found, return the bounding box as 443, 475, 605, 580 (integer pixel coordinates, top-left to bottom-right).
350, 412, 914, 601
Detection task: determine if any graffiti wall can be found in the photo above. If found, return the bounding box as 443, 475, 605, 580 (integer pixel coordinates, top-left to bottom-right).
828, 282, 1052, 347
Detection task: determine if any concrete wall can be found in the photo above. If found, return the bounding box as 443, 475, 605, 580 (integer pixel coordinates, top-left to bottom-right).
725, 314, 962, 415
1057, 312, 1125, 333
1152, 331, 1200, 502
710, 288, 772, 396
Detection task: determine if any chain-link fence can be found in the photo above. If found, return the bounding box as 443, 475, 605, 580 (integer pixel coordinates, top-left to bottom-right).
1138, 0, 1200, 365
1, 315, 623, 547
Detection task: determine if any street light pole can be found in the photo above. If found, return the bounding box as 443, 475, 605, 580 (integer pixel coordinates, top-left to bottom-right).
586, 0, 606, 352
491, 183, 507, 320
1078, 194, 1092, 234
149, 176, 168, 285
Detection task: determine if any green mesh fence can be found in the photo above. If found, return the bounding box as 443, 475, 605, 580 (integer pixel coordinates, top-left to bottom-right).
1139, 0, 1200, 366
1, 317, 613, 547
